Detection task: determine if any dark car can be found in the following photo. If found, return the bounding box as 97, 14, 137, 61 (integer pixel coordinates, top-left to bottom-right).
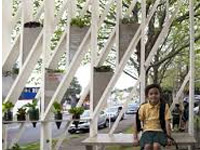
68, 110, 108, 134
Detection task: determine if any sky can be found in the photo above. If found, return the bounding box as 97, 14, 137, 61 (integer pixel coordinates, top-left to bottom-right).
75, 63, 137, 91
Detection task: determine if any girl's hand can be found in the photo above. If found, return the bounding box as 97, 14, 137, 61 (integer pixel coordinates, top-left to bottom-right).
167, 138, 172, 146
133, 136, 139, 146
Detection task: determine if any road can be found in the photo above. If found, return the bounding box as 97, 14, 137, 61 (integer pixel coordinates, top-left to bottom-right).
5, 113, 135, 147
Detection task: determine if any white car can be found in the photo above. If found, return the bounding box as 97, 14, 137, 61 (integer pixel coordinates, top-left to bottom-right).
194, 106, 199, 115
105, 106, 124, 122
126, 103, 139, 114
68, 110, 108, 134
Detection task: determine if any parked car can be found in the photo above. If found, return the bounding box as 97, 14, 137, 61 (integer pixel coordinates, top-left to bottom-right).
194, 106, 199, 115
105, 106, 124, 122
68, 110, 108, 134
126, 102, 139, 114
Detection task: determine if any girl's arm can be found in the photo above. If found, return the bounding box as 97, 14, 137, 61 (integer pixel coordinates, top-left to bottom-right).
166, 120, 172, 136
133, 118, 139, 146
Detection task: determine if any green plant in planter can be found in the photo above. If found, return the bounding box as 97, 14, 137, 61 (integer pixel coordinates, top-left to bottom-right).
16, 106, 27, 121
70, 16, 90, 28
194, 115, 200, 128
2, 101, 14, 122
94, 66, 113, 72
25, 99, 39, 128
52, 102, 63, 129
69, 107, 84, 129
68, 107, 84, 118
45, 68, 64, 73
121, 17, 136, 24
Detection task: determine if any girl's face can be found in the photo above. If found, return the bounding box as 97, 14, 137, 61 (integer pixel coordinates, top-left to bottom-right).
147, 87, 160, 105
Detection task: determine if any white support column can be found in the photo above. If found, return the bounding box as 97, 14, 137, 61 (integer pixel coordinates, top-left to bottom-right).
140, 0, 146, 103
40, 1, 55, 150
116, 0, 122, 65
188, 0, 195, 136
66, 0, 71, 67
2, 125, 8, 150
90, 0, 99, 138
20, 0, 33, 69
2, 0, 12, 64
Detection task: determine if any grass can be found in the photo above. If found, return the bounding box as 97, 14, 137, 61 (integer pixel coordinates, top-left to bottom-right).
21, 142, 40, 150
20, 140, 57, 150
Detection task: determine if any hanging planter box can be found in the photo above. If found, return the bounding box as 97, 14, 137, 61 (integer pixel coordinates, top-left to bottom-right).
3, 110, 13, 122
2, 101, 14, 123
23, 22, 43, 64
28, 108, 39, 128
69, 26, 89, 62
2, 69, 18, 100
16, 107, 27, 121
93, 67, 114, 109
52, 102, 63, 129
119, 21, 139, 62
54, 112, 63, 129
17, 113, 26, 121
69, 107, 84, 129
25, 99, 39, 128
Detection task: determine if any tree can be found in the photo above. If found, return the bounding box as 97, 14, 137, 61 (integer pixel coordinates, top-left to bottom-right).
62, 77, 82, 104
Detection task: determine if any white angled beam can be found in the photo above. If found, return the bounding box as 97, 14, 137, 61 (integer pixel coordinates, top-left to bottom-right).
4, 30, 43, 104
41, 30, 91, 120
81, 0, 160, 105
2, 33, 20, 71
79, 26, 116, 104
125, 0, 137, 17
54, 89, 89, 150
189, 0, 195, 136
42, 0, 116, 120
47, 31, 67, 69
3, 1, 44, 70
92, 26, 141, 119
34, 1, 45, 21
23, 0, 33, 22
145, 1, 181, 67
11, 5, 22, 30
2, 0, 12, 64
96, 26, 116, 66
98, 0, 115, 27
9, 124, 26, 148
55, 0, 68, 24
170, 72, 189, 111
109, 81, 139, 134
92, 0, 165, 118
80, 0, 91, 17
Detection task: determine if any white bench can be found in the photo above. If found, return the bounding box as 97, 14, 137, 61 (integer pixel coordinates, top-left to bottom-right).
82, 133, 196, 150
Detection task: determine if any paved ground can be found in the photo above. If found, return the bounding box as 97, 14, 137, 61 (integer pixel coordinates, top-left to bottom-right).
59, 114, 135, 150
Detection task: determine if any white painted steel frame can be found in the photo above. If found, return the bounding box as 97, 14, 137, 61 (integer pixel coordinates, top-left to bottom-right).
40, 0, 55, 149
188, 0, 195, 137
90, 0, 99, 138
2, 0, 197, 149
92, 0, 182, 134
2, 0, 12, 64
140, 0, 146, 104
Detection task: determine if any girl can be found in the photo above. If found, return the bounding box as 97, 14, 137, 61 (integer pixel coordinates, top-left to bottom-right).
133, 84, 172, 150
